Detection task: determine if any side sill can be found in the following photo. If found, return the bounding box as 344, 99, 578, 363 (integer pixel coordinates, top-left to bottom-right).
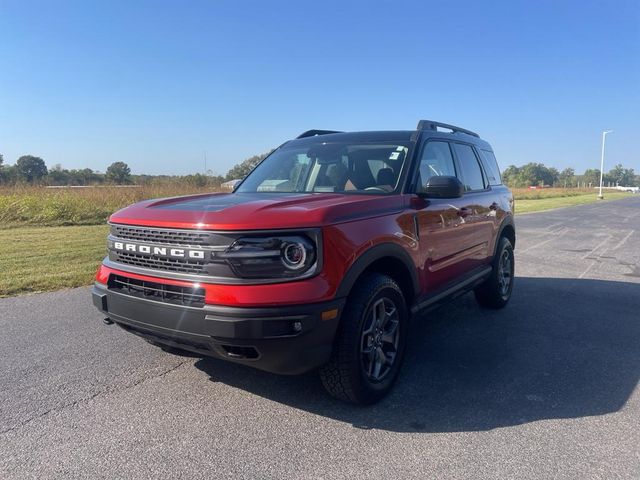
411, 266, 492, 315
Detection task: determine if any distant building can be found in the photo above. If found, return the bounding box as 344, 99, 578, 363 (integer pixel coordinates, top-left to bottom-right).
221, 179, 242, 190
595, 185, 640, 193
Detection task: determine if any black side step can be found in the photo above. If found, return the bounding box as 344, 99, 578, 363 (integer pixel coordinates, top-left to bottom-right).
411, 266, 492, 315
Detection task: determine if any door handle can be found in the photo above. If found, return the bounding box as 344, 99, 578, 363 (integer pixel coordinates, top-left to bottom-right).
489, 202, 499, 211
457, 207, 471, 218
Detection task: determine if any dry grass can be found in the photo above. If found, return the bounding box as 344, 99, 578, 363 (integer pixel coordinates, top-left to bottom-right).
0, 184, 220, 228
0, 185, 629, 228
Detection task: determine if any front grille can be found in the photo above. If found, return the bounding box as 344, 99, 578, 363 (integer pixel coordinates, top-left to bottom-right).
112, 224, 212, 246
114, 251, 207, 275
108, 274, 205, 307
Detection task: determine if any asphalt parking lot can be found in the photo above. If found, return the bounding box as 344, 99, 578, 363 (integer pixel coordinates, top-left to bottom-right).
1, 197, 639, 479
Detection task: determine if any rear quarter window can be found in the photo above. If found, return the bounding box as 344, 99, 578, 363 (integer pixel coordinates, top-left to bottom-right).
480, 149, 502, 186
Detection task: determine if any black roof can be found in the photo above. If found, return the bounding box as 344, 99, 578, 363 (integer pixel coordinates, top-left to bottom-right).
290, 130, 414, 145
288, 128, 492, 150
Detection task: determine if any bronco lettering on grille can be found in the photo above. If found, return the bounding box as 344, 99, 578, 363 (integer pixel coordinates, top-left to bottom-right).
112, 241, 206, 260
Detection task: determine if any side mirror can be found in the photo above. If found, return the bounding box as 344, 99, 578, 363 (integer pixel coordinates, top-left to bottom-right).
419, 176, 464, 199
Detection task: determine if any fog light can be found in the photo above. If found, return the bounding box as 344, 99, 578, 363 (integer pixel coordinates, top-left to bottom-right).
292, 321, 302, 332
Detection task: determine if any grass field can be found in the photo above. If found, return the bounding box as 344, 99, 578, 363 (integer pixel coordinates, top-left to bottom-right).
0, 187, 633, 297
515, 190, 632, 213
511, 187, 599, 199
0, 225, 109, 297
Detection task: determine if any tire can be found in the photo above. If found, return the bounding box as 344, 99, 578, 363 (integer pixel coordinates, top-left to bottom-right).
474, 236, 514, 309
319, 273, 408, 405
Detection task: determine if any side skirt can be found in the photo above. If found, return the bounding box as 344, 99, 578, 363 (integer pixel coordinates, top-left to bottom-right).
410, 266, 492, 316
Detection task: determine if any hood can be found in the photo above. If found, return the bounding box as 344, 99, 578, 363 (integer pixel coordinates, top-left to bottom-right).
109, 192, 403, 230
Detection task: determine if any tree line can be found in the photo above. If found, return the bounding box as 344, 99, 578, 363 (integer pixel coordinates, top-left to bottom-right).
501, 163, 639, 188
0, 152, 637, 188
0, 152, 270, 187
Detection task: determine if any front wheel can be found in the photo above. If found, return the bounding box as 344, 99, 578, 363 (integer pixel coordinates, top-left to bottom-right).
474, 236, 514, 309
319, 273, 408, 405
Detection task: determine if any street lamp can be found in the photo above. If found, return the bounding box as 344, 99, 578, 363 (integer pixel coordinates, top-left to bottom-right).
598, 130, 613, 199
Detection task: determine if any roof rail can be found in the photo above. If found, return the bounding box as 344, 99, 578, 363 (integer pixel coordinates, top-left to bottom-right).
296, 129, 342, 139
416, 120, 479, 138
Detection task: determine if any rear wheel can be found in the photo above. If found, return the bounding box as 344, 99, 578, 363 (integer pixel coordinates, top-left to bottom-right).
319, 273, 408, 404
474, 236, 514, 309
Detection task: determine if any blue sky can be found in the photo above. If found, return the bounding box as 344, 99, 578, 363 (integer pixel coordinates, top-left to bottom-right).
1, 0, 638, 176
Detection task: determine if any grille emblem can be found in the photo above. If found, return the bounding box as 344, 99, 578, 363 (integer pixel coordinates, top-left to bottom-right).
111, 241, 206, 260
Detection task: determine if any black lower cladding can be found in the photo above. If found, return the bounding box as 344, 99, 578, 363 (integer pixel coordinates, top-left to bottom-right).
92, 283, 344, 375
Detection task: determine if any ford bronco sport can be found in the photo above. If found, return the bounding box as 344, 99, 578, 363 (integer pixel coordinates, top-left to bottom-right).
92, 120, 515, 404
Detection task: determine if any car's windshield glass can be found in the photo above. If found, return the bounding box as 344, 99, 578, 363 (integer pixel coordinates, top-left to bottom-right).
236, 141, 411, 194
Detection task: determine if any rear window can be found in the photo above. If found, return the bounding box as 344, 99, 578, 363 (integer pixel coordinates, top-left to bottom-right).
453, 143, 486, 191
480, 149, 502, 186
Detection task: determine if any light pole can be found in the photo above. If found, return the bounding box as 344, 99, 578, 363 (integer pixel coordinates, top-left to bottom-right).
598, 130, 613, 199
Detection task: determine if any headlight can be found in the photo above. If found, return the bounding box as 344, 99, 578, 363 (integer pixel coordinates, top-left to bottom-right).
219, 235, 317, 279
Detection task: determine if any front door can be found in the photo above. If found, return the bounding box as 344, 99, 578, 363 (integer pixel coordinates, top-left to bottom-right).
413, 140, 477, 292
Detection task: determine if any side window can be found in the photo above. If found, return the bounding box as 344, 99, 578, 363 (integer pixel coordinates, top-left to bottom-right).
416, 141, 456, 191
453, 143, 486, 191
480, 149, 502, 186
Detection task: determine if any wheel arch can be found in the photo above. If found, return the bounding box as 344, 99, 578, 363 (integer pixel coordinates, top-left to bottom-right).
335, 243, 419, 307
496, 218, 516, 254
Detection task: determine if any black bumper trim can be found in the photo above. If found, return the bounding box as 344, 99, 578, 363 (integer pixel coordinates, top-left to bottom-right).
92, 283, 345, 375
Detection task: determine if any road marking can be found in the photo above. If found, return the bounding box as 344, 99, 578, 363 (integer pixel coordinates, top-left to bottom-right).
581, 235, 612, 260
545, 222, 564, 231
578, 260, 597, 279
612, 231, 634, 251
578, 233, 617, 278
520, 228, 569, 253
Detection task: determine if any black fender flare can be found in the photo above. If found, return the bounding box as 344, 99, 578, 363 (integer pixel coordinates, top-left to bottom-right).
495, 216, 516, 255
335, 243, 420, 300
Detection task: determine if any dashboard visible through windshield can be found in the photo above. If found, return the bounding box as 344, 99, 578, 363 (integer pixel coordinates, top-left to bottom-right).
236, 141, 411, 194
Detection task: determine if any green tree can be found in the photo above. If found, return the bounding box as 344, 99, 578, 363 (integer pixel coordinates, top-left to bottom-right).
183, 173, 209, 187
225, 151, 272, 180
608, 164, 635, 186
47, 164, 70, 185
559, 167, 575, 187
16, 155, 48, 183
0, 154, 6, 184
499, 163, 560, 188
106, 161, 132, 184
547, 167, 560, 186
581, 169, 601, 187
501, 165, 521, 187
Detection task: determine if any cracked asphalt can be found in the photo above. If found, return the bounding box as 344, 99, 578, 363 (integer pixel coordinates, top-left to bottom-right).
1, 196, 639, 479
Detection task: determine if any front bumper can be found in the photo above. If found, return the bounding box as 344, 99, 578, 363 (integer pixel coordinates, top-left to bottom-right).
92, 282, 344, 375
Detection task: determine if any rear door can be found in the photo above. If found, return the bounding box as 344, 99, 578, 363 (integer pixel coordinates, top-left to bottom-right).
451, 142, 494, 268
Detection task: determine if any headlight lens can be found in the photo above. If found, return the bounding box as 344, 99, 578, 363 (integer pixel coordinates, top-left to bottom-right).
219, 235, 317, 279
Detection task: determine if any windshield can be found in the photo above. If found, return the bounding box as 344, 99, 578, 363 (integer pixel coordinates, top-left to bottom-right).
236, 141, 411, 194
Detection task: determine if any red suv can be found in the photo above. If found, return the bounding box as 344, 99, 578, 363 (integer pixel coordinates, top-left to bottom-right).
92, 120, 515, 404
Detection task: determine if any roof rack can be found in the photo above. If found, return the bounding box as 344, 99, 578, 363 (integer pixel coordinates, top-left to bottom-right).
416, 120, 479, 138
296, 129, 343, 139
